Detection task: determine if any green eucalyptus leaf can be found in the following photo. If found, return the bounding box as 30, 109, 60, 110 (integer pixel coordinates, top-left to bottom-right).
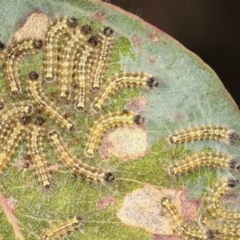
0, 0, 239, 239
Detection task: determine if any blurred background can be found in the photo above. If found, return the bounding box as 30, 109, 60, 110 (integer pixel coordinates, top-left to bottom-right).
109, 0, 240, 107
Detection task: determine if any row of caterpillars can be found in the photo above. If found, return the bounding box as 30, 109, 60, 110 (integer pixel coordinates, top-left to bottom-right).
159, 125, 240, 239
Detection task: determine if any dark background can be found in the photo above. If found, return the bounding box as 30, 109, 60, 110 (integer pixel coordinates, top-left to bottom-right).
109, 0, 240, 107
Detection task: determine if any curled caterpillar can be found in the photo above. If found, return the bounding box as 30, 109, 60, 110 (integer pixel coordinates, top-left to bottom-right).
39, 216, 82, 240
4, 39, 43, 96
28, 71, 75, 131
0, 121, 24, 172
44, 17, 78, 82
48, 130, 114, 184
90, 27, 114, 91
167, 151, 237, 175
205, 178, 240, 221
91, 72, 159, 112
168, 125, 240, 145
161, 197, 219, 239
26, 124, 51, 188
58, 24, 92, 100
202, 217, 240, 239
85, 110, 144, 157
74, 36, 98, 111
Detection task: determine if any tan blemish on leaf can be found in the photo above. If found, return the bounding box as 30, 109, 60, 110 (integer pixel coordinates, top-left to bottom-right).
116, 184, 200, 235
93, 11, 108, 22
99, 126, 148, 161
14, 12, 50, 42
96, 195, 116, 211
149, 34, 159, 42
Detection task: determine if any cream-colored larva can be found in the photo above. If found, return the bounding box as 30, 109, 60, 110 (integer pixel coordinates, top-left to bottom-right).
74, 36, 98, 111
0, 121, 24, 172
202, 217, 240, 239
48, 130, 114, 183
28, 71, 75, 131
4, 39, 43, 96
58, 25, 92, 100
90, 27, 114, 91
168, 125, 240, 145
206, 178, 240, 222
84, 110, 144, 158
167, 151, 236, 176
0, 103, 33, 124
38, 216, 82, 240
91, 72, 159, 112
44, 17, 78, 82
161, 197, 219, 239
27, 124, 51, 188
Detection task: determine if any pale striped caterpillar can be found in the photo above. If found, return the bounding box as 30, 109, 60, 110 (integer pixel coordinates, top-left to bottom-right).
44, 17, 78, 82
0, 103, 33, 124
38, 216, 82, 240
84, 110, 144, 158
74, 36, 98, 111
91, 72, 159, 112
0, 121, 24, 172
28, 71, 75, 131
167, 151, 237, 176
58, 25, 92, 100
27, 124, 51, 188
168, 125, 240, 145
91, 27, 114, 91
161, 197, 219, 239
4, 39, 43, 96
202, 217, 240, 239
205, 178, 240, 221
48, 130, 114, 183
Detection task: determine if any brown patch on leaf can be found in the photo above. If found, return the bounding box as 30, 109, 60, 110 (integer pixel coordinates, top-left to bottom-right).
116, 184, 200, 236
14, 12, 50, 42
93, 11, 108, 22
99, 127, 148, 161
149, 33, 159, 42
127, 96, 148, 113
97, 195, 116, 211
148, 57, 156, 63
131, 35, 142, 49
180, 190, 201, 221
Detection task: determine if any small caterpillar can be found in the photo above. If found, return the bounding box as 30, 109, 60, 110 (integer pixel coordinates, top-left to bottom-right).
91, 72, 159, 112
161, 197, 219, 239
74, 36, 98, 111
44, 17, 78, 82
0, 121, 24, 172
48, 130, 114, 183
38, 216, 82, 240
27, 124, 51, 188
168, 125, 240, 145
58, 25, 92, 100
202, 217, 240, 239
85, 110, 144, 157
4, 39, 43, 96
205, 178, 240, 221
91, 27, 114, 91
167, 151, 237, 176
28, 71, 75, 131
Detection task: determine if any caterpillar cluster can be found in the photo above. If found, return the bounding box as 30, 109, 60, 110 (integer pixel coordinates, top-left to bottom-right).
0, 14, 159, 239
164, 125, 240, 238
